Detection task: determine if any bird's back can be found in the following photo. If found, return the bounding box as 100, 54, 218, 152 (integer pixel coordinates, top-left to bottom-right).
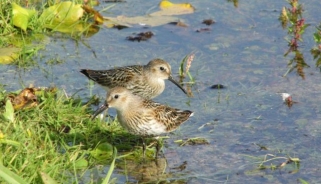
80, 65, 144, 89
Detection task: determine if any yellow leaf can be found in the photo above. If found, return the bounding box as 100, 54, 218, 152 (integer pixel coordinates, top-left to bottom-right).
27, 129, 32, 137
151, 0, 195, 16
0, 131, 4, 139
38, 1, 101, 34
40, 1, 84, 26
0, 47, 21, 64
159, 0, 194, 10
159, 0, 173, 8
12, 3, 36, 31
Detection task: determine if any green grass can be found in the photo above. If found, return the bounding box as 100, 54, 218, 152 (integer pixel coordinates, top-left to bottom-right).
0, 85, 158, 183
0, 0, 103, 66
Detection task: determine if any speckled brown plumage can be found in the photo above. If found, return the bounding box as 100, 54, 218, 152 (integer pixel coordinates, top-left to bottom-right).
92, 87, 193, 157
80, 58, 187, 99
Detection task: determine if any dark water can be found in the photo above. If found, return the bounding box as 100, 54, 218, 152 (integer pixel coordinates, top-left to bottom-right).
2, 0, 321, 183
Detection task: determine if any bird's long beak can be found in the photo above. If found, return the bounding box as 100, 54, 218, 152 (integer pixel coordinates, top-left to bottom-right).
92, 102, 109, 120
168, 75, 187, 95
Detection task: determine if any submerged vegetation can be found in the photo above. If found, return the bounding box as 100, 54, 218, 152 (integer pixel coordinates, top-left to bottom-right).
279, 0, 310, 79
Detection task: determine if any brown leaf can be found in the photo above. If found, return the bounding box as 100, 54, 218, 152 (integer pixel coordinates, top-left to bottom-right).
8, 88, 38, 110
82, 5, 104, 25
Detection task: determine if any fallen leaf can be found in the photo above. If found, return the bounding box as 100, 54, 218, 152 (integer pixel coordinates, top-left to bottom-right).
104, 17, 132, 28
12, 3, 36, 31
150, 0, 195, 16
8, 88, 38, 110
82, 5, 104, 25
0, 47, 21, 64
159, 0, 194, 10
104, 15, 177, 27
39, 1, 84, 31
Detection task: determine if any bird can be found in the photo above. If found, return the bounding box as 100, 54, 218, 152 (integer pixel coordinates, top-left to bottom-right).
92, 87, 193, 158
80, 58, 187, 99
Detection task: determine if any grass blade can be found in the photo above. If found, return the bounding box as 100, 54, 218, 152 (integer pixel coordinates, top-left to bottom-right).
102, 147, 117, 184
0, 164, 28, 184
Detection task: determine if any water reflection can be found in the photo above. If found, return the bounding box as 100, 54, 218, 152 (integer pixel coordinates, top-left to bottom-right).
117, 157, 188, 183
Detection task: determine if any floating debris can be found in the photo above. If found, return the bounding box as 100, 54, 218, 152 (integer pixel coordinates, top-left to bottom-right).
196, 28, 211, 32
168, 21, 188, 27
210, 84, 225, 89
126, 31, 154, 42
202, 19, 215, 26
280, 93, 297, 108
175, 137, 209, 146
113, 24, 129, 30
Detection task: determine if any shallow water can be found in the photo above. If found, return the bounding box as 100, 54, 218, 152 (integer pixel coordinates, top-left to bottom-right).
2, 0, 321, 183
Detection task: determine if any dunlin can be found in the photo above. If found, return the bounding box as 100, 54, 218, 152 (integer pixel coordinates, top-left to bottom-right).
92, 87, 193, 158
80, 58, 187, 99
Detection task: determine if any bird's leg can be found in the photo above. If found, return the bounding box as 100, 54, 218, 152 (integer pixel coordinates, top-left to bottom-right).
155, 138, 162, 159
142, 137, 146, 158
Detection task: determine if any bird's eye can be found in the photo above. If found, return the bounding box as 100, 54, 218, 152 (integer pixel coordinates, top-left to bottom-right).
114, 95, 119, 99
160, 66, 165, 71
